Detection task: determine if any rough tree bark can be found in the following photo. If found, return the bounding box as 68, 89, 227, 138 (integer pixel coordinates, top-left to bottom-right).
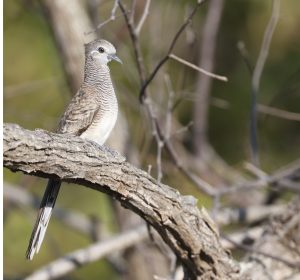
3, 123, 239, 280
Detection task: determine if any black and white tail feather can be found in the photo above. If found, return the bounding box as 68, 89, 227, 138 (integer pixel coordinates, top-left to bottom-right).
26, 179, 61, 260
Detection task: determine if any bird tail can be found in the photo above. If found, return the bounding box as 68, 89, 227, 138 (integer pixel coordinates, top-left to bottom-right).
26, 179, 61, 260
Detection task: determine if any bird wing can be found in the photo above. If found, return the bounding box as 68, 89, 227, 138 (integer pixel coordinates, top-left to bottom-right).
57, 86, 100, 135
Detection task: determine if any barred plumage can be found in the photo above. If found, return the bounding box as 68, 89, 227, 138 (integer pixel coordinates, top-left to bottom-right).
26, 39, 121, 260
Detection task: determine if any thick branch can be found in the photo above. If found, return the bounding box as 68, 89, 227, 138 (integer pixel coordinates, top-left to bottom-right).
3, 123, 239, 279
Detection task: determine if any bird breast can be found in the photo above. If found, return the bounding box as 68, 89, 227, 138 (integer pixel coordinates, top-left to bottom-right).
80, 95, 118, 145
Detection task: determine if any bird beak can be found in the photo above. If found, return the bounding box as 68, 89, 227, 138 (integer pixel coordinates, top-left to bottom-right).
108, 54, 122, 64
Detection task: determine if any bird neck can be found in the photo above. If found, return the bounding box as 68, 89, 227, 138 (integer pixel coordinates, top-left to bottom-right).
83, 58, 111, 85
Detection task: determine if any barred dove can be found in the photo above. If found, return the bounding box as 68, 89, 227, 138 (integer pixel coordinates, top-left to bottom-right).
26, 39, 122, 260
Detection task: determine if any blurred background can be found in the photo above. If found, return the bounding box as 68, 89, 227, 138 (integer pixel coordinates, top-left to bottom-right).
4, 0, 300, 279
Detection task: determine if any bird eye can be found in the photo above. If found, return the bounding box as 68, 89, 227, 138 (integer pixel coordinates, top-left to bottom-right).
98, 47, 105, 53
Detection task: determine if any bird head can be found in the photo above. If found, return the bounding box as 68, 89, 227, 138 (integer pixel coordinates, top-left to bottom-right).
85, 39, 122, 65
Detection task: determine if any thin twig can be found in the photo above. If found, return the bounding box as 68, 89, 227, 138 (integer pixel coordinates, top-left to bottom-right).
129, 0, 137, 24
169, 54, 228, 82
119, 0, 214, 195
238, 39, 288, 131
148, 99, 164, 183
154, 118, 215, 195
85, 0, 120, 35
119, 1, 147, 84
257, 104, 300, 122
222, 234, 300, 269
218, 159, 300, 196
154, 72, 176, 184
120, 0, 165, 184
164, 73, 175, 139
171, 121, 194, 137
237, 41, 253, 73
252, 0, 281, 93
135, 0, 151, 35
216, 204, 285, 226
208, 94, 300, 122
244, 162, 268, 179
250, 0, 281, 166
220, 227, 264, 250
156, 139, 163, 183
139, 0, 208, 101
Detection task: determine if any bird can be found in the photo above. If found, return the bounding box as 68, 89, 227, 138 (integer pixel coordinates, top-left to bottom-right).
26, 39, 122, 260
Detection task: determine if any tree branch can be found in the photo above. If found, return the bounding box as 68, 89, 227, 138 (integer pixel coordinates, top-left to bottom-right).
25, 225, 148, 280
139, 0, 208, 101
135, 0, 151, 36
250, 0, 281, 166
169, 54, 228, 82
3, 123, 239, 279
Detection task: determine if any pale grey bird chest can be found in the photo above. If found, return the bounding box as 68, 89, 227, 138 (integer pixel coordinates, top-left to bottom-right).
57, 62, 119, 145
79, 64, 118, 145
80, 90, 118, 145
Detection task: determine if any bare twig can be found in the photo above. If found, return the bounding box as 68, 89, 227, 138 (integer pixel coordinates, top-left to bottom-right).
243, 162, 268, 179
119, 0, 214, 195
250, 0, 281, 166
215, 204, 285, 226
156, 138, 163, 183
135, 0, 151, 36
119, 1, 165, 185
118, 1, 147, 84
153, 118, 216, 195
25, 225, 148, 280
252, 0, 281, 95
164, 74, 175, 139
171, 121, 194, 137
221, 227, 264, 250
209, 94, 300, 122
237, 41, 253, 73
218, 159, 300, 196
139, 0, 208, 101
222, 234, 300, 269
169, 54, 228, 82
85, 0, 120, 35
257, 104, 300, 122
129, 0, 137, 24
238, 40, 300, 123
152, 106, 164, 183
